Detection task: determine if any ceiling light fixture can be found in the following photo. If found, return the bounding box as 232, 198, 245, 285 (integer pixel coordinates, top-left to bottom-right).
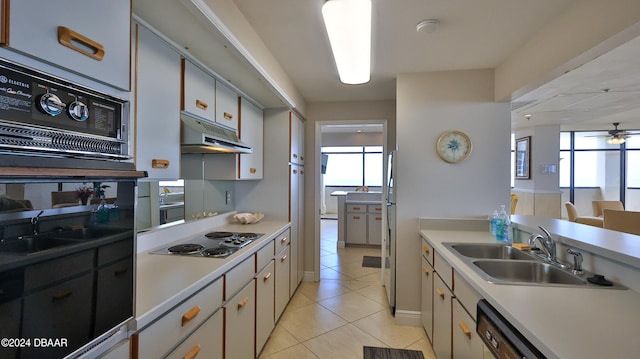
321, 0, 372, 85
416, 19, 440, 33
607, 136, 626, 145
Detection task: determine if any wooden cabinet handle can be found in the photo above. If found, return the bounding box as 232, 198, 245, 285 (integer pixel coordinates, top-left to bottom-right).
237, 296, 249, 309
280, 254, 287, 262
195, 99, 208, 111
423, 266, 429, 275
375, 216, 382, 220
437, 287, 445, 299
51, 290, 72, 302
152, 159, 170, 169
375, 207, 382, 211
280, 237, 287, 244
183, 344, 201, 359
353, 216, 361, 220
422, 246, 430, 255
263, 272, 272, 281
223, 112, 233, 120
57, 26, 105, 61
181, 306, 201, 326
458, 322, 471, 339
250, 167, 257, 174
353, 207, 361, 210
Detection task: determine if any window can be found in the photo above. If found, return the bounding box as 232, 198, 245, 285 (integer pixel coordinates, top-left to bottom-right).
322, 146, 383, 186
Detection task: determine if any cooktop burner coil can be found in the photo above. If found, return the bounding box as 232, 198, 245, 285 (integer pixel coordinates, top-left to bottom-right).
205, 231, 234, 239
167, 243, 204, 254
202, 247, 235, 258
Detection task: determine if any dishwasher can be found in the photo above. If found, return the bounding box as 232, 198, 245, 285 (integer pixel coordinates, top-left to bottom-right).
476, 299, 546, 359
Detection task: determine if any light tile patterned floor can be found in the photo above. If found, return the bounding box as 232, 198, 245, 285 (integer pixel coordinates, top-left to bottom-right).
259, 219, 437, 359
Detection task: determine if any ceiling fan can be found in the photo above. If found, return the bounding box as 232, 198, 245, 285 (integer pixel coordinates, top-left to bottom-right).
587, 123, 640, 144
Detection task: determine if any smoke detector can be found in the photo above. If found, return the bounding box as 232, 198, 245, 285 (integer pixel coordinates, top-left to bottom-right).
416, 19, 440, 33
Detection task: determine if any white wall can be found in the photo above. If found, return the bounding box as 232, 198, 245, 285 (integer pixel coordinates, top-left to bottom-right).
395, 70, 510, 312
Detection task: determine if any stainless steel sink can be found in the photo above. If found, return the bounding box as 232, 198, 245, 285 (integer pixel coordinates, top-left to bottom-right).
472, 260, 587, 286
446, 243, 532, 260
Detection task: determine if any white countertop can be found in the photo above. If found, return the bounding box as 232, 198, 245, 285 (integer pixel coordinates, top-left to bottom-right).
420, 228, 640, 359
135, 218, 289, 329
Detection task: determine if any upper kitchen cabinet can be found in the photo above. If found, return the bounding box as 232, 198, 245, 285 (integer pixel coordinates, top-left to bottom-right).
1, 0, 131, 90
182, 60, 215, 122
132, 22, 181, 179
215, 81, 239, 131
290, 112, 304, 165
190, 97, 263, 180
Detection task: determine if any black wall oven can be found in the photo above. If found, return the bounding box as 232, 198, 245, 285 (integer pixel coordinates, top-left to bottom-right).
0, 174, 141, 359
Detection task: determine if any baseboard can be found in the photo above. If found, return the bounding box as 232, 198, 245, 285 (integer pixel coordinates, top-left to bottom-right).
394, 310, 422, 327
303, 271, 315, 282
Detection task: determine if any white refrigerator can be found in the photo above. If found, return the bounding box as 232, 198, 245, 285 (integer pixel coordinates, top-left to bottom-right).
383, 150, 396, 314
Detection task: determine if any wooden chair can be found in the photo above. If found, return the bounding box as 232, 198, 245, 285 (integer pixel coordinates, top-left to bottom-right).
51, 191, 79, 208
603, 209, 640, 235
510, 194, 518, 215
565, 202, 603, 227
592, 200, 624, 217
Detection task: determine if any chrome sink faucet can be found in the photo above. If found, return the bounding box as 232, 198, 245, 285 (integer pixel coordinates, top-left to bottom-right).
30, 210, 44, 236
529, 226, 570, 269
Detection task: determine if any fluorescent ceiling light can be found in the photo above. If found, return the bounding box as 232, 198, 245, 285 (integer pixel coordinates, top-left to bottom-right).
321, 0, 371, 85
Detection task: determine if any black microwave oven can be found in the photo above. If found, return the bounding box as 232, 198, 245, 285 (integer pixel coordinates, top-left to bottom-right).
0, 58, 131, 163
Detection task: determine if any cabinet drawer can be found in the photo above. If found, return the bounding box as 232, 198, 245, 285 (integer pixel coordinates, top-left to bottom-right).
274, 228, 290, 255
256, 240, 275, 272
434, 250, 453, 290
346, 204, 366, 213
367, 205, 383, 214
225, 255, 255, 300
452, 299, 484, 359
421, 238, 434, 266
97, 237, 133, 266
137, 278, 223, 359
25, 250, 93, 291
165, 309, 223, 359
454, 271, 483, 320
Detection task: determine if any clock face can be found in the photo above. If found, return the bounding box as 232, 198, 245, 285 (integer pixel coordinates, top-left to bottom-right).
436, 130, 472, 163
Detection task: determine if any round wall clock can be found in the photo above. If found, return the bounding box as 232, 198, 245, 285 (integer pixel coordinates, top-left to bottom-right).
436, 130, 472, 163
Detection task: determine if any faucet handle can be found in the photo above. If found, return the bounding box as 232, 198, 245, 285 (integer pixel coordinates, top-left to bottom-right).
567, 248, 584, 275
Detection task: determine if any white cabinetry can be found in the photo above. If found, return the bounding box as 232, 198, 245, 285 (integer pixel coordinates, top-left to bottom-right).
290, 112, 304, 165
199, 97, 263, 180
345, 203, 382, 245
136, 278, 223, 359
165, 310, 223, 359
224, 281, 256, 359
275, 230, 291, 320
1, 0, 131, 90
182, 60, 215, 121
256, 260, 275, 355
215, 81, 239, 131
346, 204, 367, 244
132, 23, 181, 179
422, 238, 485, 359
235, 108, 305, 292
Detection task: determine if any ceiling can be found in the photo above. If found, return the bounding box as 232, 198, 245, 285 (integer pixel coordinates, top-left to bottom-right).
133, 0, 640, 133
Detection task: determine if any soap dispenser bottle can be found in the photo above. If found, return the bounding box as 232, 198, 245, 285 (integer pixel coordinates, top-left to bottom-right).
496, 205, 507, 241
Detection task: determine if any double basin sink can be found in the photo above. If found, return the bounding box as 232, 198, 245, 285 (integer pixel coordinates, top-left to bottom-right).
0, 228, 126, 255
443, 242, 622, 288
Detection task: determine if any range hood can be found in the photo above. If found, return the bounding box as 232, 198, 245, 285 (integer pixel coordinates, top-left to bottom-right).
180, 112, 252, 154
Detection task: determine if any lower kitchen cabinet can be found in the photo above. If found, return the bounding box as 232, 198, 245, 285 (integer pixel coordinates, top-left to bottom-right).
225, 281, 256, 359
136, 278, 223, 359
452, 299, 484, 359
94, 256, 134, 336
22, 273, 94, 359
368, 211, 383, 245
255, 260, 275, 356
0, 299, 21, 359
421, 256, 434, 343
166, 309, 223, 359
275, 244, 291, 320
433, 273, 453, 359
346, 205, 367, 244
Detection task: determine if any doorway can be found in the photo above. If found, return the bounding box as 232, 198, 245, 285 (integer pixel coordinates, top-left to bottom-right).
313, 120, 388, 283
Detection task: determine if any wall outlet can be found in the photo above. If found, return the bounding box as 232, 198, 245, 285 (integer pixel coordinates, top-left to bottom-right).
225, 190, 231, 204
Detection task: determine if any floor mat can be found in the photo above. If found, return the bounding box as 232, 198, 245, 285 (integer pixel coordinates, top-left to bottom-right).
363, 346, 425, 359
362, 256, 381, 268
